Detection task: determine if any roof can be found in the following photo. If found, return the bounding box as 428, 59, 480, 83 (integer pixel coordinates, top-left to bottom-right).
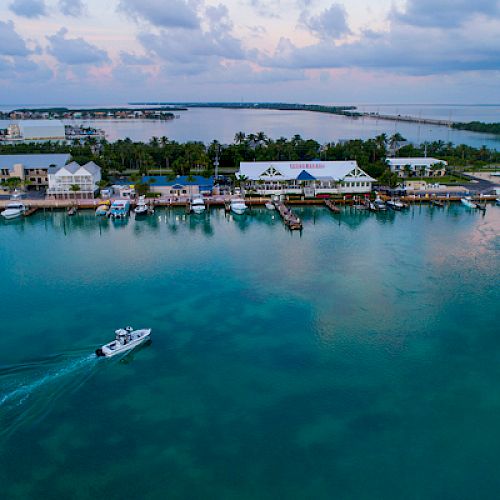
238, 161, 375, 182
48, 161, 101, 175
142, 175, 214, 188
387, 157, 447, 166
0, 153, 70, 172
17, 120, 66, 139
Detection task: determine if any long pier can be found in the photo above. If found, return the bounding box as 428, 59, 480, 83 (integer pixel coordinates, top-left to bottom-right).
324, 199, 341, 213
361, 112, 453, 127
273, 201, 303, 230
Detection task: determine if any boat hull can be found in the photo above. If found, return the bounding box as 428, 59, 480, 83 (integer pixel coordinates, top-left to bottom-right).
96, 329, 151, 357
1, 210, 23, 219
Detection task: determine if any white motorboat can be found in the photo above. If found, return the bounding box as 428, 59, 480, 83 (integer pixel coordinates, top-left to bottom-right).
373, 197, 387, 211
190, 197, 206, 214
386, 199, 405, 211
461, 196, 477, 209
134, 196, 149, 216
231, 198, 248, 215
265, 202, 275, 210
496, 198, 500, 206
1, 202, 27, 220
95, 326, 152, 357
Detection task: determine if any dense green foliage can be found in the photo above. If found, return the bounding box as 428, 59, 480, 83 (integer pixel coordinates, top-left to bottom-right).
452, 121, 500, 135
0, 133, 498, 181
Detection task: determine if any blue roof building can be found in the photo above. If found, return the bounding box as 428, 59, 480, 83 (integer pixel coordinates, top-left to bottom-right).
142, 175, 214, 195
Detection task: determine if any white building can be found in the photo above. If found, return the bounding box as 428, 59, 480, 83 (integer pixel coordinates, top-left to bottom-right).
2, 120, 66, 143
237, 161, 375, 197
387, 158, 447, 177
47, 161, 101, 199
0, 153, 70, 193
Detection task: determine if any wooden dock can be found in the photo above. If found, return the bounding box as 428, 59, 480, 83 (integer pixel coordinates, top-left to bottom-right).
274, 201, 303, 230
23, 207, 39, 217
324, 199, 341, 214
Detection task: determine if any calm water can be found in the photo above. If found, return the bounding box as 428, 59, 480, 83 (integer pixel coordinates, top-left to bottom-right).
1, 205, 499, 499
1, 104, 499, 148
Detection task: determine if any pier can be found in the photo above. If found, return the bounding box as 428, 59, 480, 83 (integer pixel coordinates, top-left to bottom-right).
324, 199, 341, 214
274, 201, 303, 230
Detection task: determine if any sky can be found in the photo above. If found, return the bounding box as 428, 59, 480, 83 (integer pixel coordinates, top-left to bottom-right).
0, 0, 499, 105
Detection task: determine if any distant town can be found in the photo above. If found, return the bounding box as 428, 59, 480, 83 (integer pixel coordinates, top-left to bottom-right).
0, 107, 182, 121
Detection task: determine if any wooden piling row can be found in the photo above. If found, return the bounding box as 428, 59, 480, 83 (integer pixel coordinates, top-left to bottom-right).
274, 201, 303, 230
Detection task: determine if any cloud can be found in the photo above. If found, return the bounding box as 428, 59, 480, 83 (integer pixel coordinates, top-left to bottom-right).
261, 2, 500, 76
120, 51, 153, 65
301, 3, 351, 39
59, 0, 86, 17
47, 28, 110, 65
394, 0, 500, 28
0, 20, 31, 56
118, 0, 200, 29
137, 3, 246, 75
9, 0, 47, 19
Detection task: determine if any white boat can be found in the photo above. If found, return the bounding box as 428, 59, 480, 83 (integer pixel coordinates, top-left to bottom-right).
1, 202, 27, 220
190, 197, 206, 214
95, 326, 152, 357
109, 199, 130, 219
496, 198, 500, 206
134, 196, 149, 215
461, 196, 477, 209
265, 202, 275, 210
373, 197, 387, 211
386, 199, 405, 211
231, 198, 248, 215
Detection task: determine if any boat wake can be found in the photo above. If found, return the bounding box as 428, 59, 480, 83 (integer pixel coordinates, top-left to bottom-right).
0, 352, 98, 438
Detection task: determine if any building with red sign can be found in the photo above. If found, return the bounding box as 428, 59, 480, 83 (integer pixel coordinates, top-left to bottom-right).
237, 161, 374, 197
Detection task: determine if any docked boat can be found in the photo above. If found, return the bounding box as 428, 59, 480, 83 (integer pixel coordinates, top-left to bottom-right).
190, 197, 206, 214
1, 202, 27, 220
95, 203, 110, 216
373, 197, 387, 211
230, 198, 248, 215
109, 199, 130, 219
386, 199, 405, 211
496, 198, 500, 206
134, 196, 151, 216
461, 196, 477, 209
67, 206, 77, 216
265, 202, 275, 210
95, 326, 152, 357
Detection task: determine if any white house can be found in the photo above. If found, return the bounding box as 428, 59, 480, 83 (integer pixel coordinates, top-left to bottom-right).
47, 161, 101, 199
0, 153, 70, 193
237, 161, 375, 197
387, 158, 448, 177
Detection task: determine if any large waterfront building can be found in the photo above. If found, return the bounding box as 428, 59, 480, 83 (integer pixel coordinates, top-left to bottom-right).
47, 161, 101, 199
0, 153, 71, 193
237, 161, 374, 197
0, 120, 105, 145
387, 158, 447, 177
142, 175, 215, 197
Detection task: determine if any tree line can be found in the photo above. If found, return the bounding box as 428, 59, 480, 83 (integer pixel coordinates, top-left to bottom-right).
0, 132, 498, 182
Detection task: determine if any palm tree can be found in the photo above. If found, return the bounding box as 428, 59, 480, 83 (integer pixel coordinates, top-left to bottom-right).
69, 184, 81, 199
234, 132, 246, 145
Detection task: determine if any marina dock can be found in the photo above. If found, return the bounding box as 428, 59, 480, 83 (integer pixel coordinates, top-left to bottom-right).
324, 199, 341, 213
273, 201, 303, 230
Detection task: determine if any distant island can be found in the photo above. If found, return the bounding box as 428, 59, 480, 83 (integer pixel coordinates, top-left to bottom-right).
452, 121, 500, 135
130, 102, 500, 135
0, 107, 186, 121
129, 102, 360, 117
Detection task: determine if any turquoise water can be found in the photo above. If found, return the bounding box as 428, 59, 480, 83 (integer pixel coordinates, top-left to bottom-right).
1, 206, 499, 499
